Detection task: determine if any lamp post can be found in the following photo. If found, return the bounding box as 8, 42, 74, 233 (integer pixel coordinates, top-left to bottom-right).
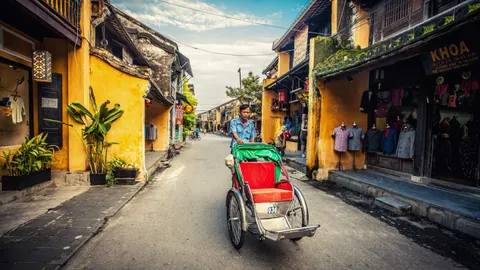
237, 68, 242, 89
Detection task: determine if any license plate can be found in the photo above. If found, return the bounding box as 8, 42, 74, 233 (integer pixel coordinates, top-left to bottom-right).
267, 206, 278, 214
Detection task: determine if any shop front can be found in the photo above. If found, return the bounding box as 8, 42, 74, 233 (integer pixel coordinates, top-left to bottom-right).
363, 20, 480, 187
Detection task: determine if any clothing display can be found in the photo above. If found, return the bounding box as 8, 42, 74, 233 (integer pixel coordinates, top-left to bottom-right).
381, 127, 397, 155
435, 84, 449, 106
396, 126, 415, 159
332, 126, 353, 152
9, 96, 25, 124
391, 88, 404, 107
147, 125, 158, 141
375, 117, 387, 131
359, 90, 376, 114
347, 125, 364, 151
363, 128, 382, 153
460, 78, 479, 97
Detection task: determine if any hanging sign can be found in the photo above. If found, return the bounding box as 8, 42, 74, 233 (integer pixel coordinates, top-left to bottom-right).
293, 25, 309, 67
422, 34, 479, 75
175, 104, 184, 125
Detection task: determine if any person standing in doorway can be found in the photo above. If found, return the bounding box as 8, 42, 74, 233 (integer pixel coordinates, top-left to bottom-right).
300, 114, 308, 158
230, 104, 256, 153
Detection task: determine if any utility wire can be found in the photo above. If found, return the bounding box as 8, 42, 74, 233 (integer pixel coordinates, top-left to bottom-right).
157, 0, 330, 36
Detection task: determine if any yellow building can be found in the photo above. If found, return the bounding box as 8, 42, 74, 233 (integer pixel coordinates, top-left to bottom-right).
0, 0, 190, 185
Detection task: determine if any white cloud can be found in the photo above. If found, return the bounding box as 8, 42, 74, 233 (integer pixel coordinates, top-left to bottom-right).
121, 0, 277, 32
180, 41, 276, 111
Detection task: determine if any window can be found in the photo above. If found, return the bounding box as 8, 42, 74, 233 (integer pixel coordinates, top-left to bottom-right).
384, 0, 410, 27
0, 25, 35, 63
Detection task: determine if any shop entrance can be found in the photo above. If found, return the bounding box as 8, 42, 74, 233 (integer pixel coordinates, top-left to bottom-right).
0, 57, 32, 148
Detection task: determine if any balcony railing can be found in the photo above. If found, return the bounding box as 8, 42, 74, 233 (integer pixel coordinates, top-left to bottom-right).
370, 0, 425, 44
39, 0, 81, 30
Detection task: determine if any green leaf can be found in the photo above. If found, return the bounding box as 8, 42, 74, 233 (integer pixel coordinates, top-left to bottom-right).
71, 102, 93, 119
66, 105, 86, 124
104, 110, 124, 124
89, 86, 98, 113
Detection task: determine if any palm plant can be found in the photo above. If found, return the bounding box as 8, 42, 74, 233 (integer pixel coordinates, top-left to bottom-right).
47, 87, 123, 174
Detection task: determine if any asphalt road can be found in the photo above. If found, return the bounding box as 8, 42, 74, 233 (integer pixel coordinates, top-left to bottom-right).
64, 135, 463, 270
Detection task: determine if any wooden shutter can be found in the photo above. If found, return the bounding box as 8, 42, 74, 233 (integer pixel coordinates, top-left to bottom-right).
38, 73, 63, 147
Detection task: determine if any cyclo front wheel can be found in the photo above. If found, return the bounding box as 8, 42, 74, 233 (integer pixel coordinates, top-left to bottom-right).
287, 189, 308, 241
226, 191, 244, 249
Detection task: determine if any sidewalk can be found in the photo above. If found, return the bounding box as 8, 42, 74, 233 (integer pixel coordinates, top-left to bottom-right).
329, 170, 480, 239
0, 184, 146, 270
283, 151, 307, 174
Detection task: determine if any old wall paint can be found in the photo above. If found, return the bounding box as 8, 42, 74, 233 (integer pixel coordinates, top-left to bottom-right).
67, 0, 91, 172
145, 101, 171, 151
39, 38, 69, 170
90, 55, 148, 178
306, 38, 321, 178
331, 0, 338, 35
316, 71, 369, 180
278, 52, 290, 77
261, 79, 285, 144
353, 3, 370, 49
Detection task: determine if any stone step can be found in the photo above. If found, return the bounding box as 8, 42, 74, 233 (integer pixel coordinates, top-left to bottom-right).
115, 178, 138, 185
374, 196, 411, 215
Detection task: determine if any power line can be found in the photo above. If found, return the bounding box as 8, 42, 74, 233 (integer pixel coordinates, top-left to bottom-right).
157, 0, 330, 36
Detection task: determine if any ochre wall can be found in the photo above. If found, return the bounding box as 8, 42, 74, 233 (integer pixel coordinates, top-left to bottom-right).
145, 101, 171, 151
38, 38, 70, 170
90, 55, 148, 178
261, 79, 285, 144
353, 3, 370, 49
278, 52, 290, 77
315, 71, 369, 180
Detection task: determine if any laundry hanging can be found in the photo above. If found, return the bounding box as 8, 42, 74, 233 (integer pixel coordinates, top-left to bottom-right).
9, 96, 25, 124
148, 125, 158, 141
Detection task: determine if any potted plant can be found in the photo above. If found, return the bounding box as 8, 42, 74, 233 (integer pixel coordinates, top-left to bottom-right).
1, 133, 56, 191
46, 87, 123, 185
110, 157, 138, 179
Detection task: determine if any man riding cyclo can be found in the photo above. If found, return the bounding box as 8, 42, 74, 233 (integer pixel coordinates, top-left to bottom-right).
229, 104, 256, 154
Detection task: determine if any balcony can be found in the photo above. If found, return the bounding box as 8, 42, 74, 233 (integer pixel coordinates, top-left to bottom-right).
370, 0, 426, 44
38, 0, 81, 30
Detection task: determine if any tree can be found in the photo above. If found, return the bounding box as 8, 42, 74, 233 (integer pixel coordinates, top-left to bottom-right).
182, 79, 198, 135
225, 71, 262, 115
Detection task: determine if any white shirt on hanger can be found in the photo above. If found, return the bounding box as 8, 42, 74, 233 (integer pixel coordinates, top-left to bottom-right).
9, 96, 25, 124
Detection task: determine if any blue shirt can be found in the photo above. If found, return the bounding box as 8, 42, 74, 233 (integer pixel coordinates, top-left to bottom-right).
229, 117, 256, 147
284, 121, 292, 131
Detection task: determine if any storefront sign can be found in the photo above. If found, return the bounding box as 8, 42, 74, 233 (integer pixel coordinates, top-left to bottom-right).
293, 26, 309, 67
422, 37, 479, 75
175, 104, 184, 125
41, 97, 58, 109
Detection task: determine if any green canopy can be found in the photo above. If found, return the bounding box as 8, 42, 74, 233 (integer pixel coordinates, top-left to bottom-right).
232, 143, 283, 184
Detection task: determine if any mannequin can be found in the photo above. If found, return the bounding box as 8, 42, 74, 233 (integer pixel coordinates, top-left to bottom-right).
363, 124, 382, 153
348, 122, 364, 170
448, 85, 459, 108
381, 123, 397, 155
391, 115, 403, 137
360, 89, 376, 114
396, 124, 415, 159
461, 71, 479, 98
332, 122, 353, 170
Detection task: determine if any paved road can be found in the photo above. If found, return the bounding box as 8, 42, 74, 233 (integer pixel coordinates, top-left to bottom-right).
64, 135, 463, 270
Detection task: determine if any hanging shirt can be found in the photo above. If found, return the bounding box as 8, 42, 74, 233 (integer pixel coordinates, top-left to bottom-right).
332, 126, 353, 152
9, 96, 25, 124
391, 88, 404, 107
148, 125, 158, 140
348, 126, 364, 151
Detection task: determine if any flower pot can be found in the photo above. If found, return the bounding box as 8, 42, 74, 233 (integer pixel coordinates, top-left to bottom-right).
90, 173, 107, 185
2, 169, 51, 191
113, 169, 138, 179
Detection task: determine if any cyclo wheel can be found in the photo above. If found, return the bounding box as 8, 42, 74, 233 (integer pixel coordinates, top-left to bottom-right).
288, 188, 308, 242
226, 191, 245, 249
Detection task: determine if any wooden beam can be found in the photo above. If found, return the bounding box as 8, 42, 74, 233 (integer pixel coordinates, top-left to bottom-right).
13, 0, 82, 46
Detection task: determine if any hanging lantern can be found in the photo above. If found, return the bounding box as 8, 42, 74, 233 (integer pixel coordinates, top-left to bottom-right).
184, 105, 194, 113
33, 51, 52, 82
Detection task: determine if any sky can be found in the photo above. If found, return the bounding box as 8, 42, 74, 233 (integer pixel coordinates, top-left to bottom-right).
111, 0, 308, 112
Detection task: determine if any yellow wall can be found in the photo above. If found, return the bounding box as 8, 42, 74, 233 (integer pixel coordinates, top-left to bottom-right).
353, 3, 370, 49
331, 0, 338, 34
315, 71, 369, 180
67, 0, 91, 172
90, 55, 149, 178
261, 79, 285, 144
278, 51, 290, 77
145, 101, 171, 151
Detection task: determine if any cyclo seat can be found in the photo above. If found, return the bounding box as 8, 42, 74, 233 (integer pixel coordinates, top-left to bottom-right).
239, 162, 293, 203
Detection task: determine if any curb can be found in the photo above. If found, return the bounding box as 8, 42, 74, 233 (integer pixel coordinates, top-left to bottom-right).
329, 171, 480, 240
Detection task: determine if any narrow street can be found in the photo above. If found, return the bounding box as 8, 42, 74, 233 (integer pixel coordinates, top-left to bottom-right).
64, 135, 461, 270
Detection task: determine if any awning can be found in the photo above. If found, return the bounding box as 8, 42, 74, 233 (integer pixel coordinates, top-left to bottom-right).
265, 58, 309, 91
177, 51, 193, 77
176, 92, 191, 106
148, 80, 174, 106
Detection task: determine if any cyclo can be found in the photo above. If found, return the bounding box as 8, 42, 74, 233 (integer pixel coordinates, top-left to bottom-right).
225, 143, 320, 249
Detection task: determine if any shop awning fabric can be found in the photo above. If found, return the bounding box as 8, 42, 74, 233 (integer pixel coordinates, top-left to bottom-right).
313, 2, 480, 80
176, 92, 191, 106
177, 52, 193, 77
265, 58, 309, 91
